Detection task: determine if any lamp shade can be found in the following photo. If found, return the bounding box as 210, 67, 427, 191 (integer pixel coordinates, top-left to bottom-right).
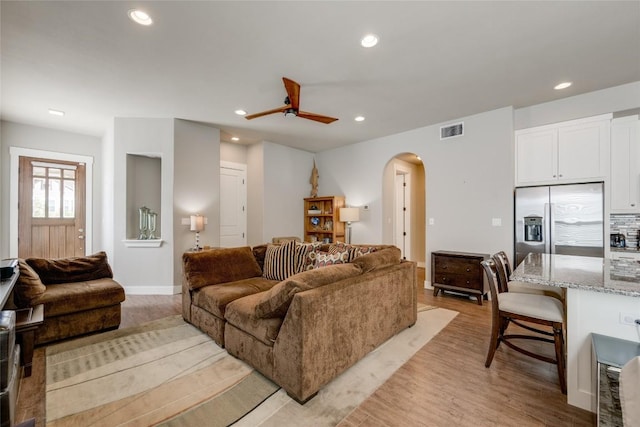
190, 214, 205, 232
339, 207, 360, 223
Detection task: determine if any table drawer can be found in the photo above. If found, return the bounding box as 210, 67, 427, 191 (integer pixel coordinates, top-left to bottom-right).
434, 272, 482, 291
433, 256, 480, 276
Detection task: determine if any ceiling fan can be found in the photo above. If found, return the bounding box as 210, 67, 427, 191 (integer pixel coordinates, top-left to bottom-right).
245, 77, 338, 124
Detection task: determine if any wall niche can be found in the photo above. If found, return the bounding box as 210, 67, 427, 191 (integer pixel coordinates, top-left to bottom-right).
126, 153, 162, 241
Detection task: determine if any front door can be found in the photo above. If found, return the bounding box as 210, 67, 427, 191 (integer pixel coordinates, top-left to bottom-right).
18, 156, 86, 258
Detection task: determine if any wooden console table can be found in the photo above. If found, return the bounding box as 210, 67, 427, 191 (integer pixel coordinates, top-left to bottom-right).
431, 250, 489, 305
15, 304, 44, 377
0, 263, 19, 308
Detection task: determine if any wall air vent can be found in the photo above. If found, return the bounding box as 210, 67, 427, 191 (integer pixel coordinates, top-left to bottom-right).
440, 122, 464, 140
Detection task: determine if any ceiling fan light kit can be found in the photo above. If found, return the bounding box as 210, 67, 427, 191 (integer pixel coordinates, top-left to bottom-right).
245, 77, 338, 124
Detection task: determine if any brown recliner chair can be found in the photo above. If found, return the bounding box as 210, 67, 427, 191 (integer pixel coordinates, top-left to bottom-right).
14, 251, 125, 345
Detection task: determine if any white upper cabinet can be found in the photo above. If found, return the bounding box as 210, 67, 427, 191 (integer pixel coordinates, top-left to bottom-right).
515, 114, 611, 186
610, 115, 640, 212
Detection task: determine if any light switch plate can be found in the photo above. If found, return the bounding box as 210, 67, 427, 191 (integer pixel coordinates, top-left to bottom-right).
492, 218, 502, 226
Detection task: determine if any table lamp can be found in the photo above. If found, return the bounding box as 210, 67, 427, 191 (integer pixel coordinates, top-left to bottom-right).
190, 214, 205, 250
339, 207, 360, 244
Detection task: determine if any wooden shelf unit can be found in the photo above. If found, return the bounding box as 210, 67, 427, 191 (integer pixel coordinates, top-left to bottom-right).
304, 196, 345, 243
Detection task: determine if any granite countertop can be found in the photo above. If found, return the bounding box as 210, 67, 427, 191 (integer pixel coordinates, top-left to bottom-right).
511, 253, 640, 297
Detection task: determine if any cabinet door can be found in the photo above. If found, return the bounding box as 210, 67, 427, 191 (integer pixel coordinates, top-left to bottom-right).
557, 120, 609, 181
516, 129, 557, 184
611, 116, 640, 212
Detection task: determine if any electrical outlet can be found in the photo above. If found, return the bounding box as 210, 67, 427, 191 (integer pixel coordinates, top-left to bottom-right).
619, 312, 640, 326
428, 218, 435, 226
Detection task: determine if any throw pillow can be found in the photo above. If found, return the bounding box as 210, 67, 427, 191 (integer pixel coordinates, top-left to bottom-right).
14, 260, 46, 308
352, 245, 378, 259
314, 249, 351, 268
263, 240, 298, 281
254, 263, 362, 318
296, 241, 323, 272
26, 251, 113, 285
183, 246, 262, 290
329, 243, 378, 262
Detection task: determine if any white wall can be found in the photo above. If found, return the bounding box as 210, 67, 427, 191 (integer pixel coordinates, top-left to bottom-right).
112, 118, 176, 293
515, 81, 640, 130
0, 121, 104, 258
221, 142, 247, 164
173, 119, 220, 286
317, 107, 515, 283
111, 118, 220, 293
102, 122, 115, 259
247, 143, 264, 246
262, 141, 315, 243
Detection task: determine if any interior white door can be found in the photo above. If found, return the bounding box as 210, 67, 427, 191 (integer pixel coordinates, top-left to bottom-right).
220, 163, 247, 247
394, 169, 411, 260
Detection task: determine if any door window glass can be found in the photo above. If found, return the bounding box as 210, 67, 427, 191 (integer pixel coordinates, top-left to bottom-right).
31, 162, 77, 219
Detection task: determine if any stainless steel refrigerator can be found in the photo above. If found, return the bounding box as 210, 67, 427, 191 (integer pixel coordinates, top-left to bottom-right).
514, 182, 604, 266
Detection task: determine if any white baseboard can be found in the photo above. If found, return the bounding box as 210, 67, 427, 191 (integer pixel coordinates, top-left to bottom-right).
424, 280, 433, 290
124, 285, 181, 295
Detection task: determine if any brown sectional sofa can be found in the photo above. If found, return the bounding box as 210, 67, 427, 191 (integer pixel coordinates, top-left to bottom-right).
15, 252, 125, 345
182, 243, 417, 403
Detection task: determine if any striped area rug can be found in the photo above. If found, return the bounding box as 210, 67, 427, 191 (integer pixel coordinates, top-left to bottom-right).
45, 316, 278, 427
46, 307, 458, 426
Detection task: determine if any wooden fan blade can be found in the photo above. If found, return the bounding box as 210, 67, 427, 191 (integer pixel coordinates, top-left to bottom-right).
297, 111, 339, 124
245, 105, 290, 120
282, 77, 300, 110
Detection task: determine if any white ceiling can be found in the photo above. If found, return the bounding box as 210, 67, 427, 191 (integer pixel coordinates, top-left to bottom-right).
2, 1, 639, 153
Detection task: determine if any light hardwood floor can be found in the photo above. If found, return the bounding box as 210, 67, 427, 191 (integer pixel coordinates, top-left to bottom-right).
15, 268, 595, 426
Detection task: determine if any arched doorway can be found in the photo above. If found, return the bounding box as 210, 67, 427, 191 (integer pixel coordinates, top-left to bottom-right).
382, 153, 426, 266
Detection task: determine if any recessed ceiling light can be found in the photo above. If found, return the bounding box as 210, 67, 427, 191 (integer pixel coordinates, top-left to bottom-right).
355, 116, 365, 122
128, 9, 153, 26
554, 82, 572, 90
361, 34, 379, 48
48, 109, 65, 116
235, 109, 247, 116
231, 137, 239, 141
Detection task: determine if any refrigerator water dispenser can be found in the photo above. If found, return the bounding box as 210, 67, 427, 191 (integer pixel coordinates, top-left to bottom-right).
524, 216, 543, 242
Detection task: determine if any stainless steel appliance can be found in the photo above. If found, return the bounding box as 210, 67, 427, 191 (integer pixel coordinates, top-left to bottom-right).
515, 182, 604, 265
610, 233, 626, 248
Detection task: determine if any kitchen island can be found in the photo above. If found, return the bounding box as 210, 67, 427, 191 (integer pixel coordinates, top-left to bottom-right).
512, 253, 640, 412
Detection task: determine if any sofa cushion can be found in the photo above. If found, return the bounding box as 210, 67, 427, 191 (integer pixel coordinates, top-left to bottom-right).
313, 250, 352, 268
35, 278, 125, 317
263, 240, 297, 280
352, 247, 402, 273
192, 277, 278, 319
15, 260, 47, 308
252, 244, 269, 272
254, 263, 362, 318
26, 252, 113, 285
183, 247, 262, 290
225, 292, 284, 346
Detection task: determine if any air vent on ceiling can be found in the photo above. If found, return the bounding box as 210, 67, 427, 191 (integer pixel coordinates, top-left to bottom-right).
440, 122, 464, 140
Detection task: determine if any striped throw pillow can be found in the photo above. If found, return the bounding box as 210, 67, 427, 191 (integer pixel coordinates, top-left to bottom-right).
263, 240, 298, 280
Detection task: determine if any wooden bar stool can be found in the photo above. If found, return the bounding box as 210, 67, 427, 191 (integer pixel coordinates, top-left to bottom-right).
481, 256, 566, 394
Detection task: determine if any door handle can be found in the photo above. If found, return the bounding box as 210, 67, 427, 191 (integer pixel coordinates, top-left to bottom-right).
78, 236, 84, 240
